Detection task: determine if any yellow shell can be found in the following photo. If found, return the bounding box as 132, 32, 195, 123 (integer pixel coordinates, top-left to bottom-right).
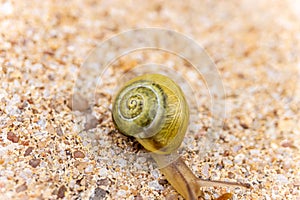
112, 74, 189, 154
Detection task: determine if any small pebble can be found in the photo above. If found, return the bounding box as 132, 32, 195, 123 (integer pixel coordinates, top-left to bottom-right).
90, 187, 107, 200
150, 169, 160, 179
240, 122, 249, 129
85, 164, 94, 173
202, 163, 210, 177
148, 180, 164, 191
228, 171, 235, 179
281, 140, 294, 148
74, 150, 85, 158
158, 179, 168, 185
222, 158, 233, 166
277, 174, 289, 185
117, 158, 127, 167
234, 153, 245, 165
16, 183, 27, 193
134, 193, 143, 200
97, 178, 110, 186
57, 185, 67, 198
117, 189, 126, 196
29, 158, 41, 168
56, 126, 63, 136
99, 168, 108, 176
24, 147, 34, 156
7, 131, 19, 143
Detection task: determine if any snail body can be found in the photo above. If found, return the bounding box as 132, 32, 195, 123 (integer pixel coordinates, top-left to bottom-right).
112, 74, 189, 154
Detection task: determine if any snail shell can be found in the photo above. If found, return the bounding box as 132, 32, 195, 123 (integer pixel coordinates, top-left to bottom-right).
112, 74, 189, 154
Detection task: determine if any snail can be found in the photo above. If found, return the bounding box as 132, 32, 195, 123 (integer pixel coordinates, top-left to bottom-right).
112, 73, 189, 154
112, 74, 250, 200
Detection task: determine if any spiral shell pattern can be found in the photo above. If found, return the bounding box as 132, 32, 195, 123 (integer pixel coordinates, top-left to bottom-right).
112, 74, 189, 154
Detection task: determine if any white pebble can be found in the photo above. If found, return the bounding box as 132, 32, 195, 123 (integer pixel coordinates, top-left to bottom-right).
133, 163, 141, 170
137, 157, 147, 163
276, 174, 289, 185
234, 153, 245, 165
250, 149, 260, 155
0, 2, 13, 15
150, 169, 160, 179
117, 189, 127, 196
223, 158, 233, 166
37, 118, 47, 129
99, 168, 108, 176
31, 63, 43, 72
117, 158, 127, 167
85, 165, 94, 173
202, 163, 210, 178
148, 180, 164, 191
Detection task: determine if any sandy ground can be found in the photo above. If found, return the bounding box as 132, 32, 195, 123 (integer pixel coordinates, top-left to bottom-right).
0, 0, 300, 199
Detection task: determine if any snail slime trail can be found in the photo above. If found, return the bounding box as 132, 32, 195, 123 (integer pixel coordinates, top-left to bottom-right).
112, 74, 250, 200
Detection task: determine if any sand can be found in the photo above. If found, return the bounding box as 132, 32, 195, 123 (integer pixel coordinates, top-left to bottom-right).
0, 0, 299, 199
